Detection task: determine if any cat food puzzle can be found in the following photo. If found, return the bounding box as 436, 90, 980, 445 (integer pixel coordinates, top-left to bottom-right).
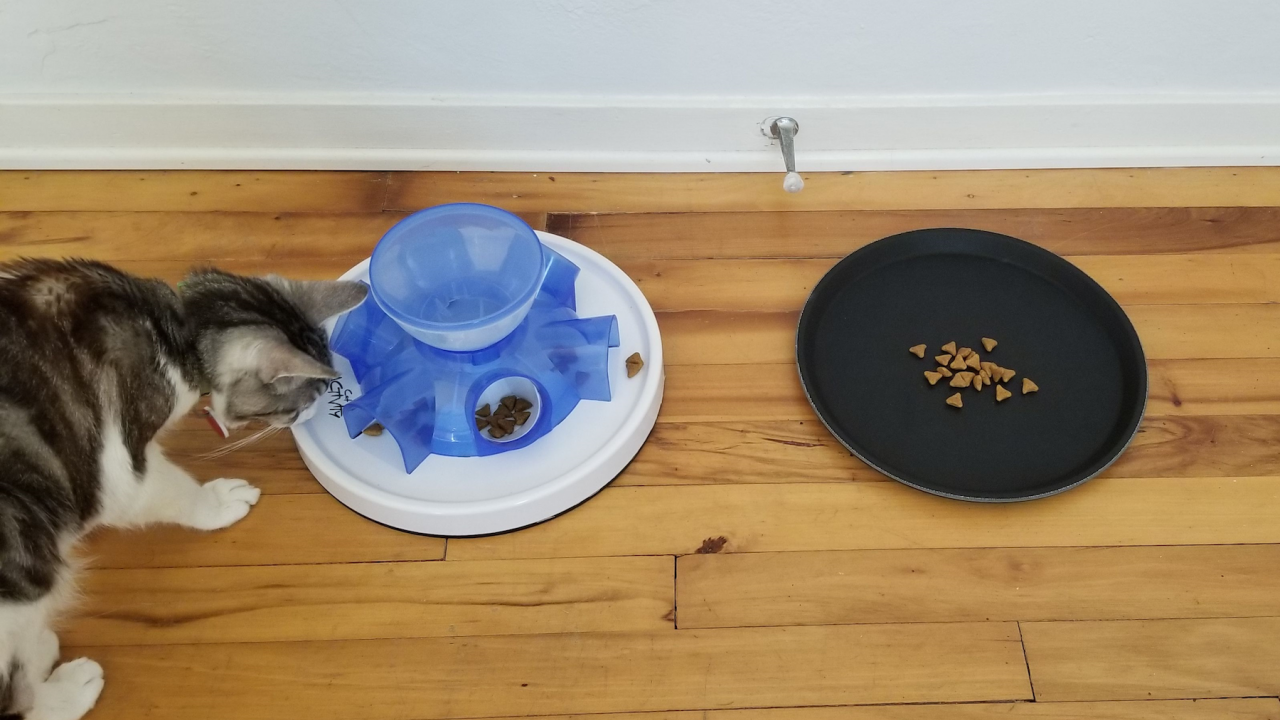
292, 204, 664, 536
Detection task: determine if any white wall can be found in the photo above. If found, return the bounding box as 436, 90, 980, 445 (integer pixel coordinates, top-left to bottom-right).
3, 0, 1280, 170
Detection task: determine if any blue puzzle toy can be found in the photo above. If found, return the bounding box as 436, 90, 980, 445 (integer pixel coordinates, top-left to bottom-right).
328, 204, 620, 471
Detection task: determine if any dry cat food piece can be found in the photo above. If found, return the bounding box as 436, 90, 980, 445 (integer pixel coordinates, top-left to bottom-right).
973, 374, 985, 391
982, 337, 998, 352
950, 371, 975, 388
924, 370, 943, 386
935, 354, 952, 365
1022, 378, 1039, 394
1001, 368, 1016, 383
965, 354, 981, 371
941, 341, 958, 356
949, 355, 968, 370
909, 344, 927, 358
946, 392, 963, 408
479, 396, 535, 439
995, 385, 1012, 402
362, 422, 385, 437
936, 366, 953, 378
980, 361, 997, 376
626, 352, 645, 378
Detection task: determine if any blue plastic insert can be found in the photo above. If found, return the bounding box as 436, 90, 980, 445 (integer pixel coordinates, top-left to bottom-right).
330, 246, 620, 472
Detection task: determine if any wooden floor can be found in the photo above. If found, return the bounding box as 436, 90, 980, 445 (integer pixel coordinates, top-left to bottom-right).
5, 168, 1280, 719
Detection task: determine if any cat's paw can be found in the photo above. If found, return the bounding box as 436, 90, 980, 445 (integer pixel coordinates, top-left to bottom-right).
187, 478, 261, 530
31, 658, 104, 720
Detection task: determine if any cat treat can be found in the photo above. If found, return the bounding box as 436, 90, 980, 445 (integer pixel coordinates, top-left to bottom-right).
907, 337, 1037, 409
626, 352, 645, 378
480, 395, 535, 439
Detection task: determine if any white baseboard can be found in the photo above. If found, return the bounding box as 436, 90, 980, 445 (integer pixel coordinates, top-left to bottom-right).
3, 93, 1280, 171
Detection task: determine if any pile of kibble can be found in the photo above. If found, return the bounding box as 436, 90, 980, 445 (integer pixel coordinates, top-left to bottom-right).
476, 396, 534, 439
908, 338, 1038, 409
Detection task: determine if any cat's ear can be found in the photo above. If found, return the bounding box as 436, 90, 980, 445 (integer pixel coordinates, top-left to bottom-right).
268, 277, 368, 325
254, 338, 340, 384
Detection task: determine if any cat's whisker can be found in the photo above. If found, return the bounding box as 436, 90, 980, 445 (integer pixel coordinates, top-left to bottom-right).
196, 424, 280, 460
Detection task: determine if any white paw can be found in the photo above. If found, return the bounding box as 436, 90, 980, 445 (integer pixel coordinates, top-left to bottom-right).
31, 658, 104, 720
188, 478, 261, 530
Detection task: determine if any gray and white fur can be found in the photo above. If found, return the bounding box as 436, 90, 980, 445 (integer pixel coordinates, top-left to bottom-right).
0, 259, 365, 719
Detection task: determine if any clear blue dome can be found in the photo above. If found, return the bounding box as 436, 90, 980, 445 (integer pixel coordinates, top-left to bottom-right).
369, 204, 544, 351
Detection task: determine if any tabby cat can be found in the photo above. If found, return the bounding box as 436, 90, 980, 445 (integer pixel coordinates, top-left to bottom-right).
0, 259, 365, 719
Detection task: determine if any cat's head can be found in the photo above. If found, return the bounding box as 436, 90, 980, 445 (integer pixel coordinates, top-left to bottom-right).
180, 269, 367, 429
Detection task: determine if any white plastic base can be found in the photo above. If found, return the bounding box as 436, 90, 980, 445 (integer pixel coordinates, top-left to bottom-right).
292, 232, 664, 536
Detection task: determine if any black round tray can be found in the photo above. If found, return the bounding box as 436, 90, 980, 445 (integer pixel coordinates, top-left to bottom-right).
796, 228, 1147, 501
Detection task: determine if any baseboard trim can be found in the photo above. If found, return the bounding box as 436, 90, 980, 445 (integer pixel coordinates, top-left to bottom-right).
4, 93, 1280, 171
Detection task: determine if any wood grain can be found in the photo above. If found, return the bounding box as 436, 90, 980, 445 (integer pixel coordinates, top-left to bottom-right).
1108, 414, 1280, 479
1147, 358, 1280, 415
76, 623, 1029, 720
67, 556, 673, 646
388, 168, 1280, 213
476, 699, 1280, 720
625, 255, 1280, 312
0, 210, 396, 261
1023, 617, 1280, 701
658, 310, 1280, 368
677, 545, 1280, 629
84, 493, 444, 568
447, 477, 1280, 560
0, 171, 389, 212
619, 420, 873, 486
550, 207, 1280, 261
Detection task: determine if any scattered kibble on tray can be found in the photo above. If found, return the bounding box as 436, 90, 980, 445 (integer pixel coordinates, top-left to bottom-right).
476, 395, 534, 439
908, 339, 1038, 410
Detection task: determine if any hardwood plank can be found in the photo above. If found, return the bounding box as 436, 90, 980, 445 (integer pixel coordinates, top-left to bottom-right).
1148, 359, 1280, 416
472, 699, 1280, 720
84, 493, 443, 568
659, 363, 813, 422
77, 623, 1030, 719
660, 310, 1280, 367
1133, 305, 1280, 359
0, 211, 395, 262
1023, 617, 1280, 701
677, 545, 1280, 629
67, 556, 673, 646
626, 256, 1280, 313
1073, 255, 1280, 305
387, 168, 1280, 214
1108, 415, 1280, 479
446, 477, 1280, 560
0, 171, 389, 212
550, 207, 1280, 261
619, 421, 873, 486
